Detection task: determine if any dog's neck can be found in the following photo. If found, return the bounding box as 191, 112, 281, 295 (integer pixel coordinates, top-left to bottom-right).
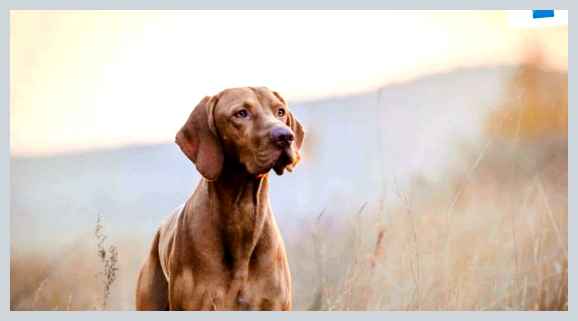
206, 162, 271, 266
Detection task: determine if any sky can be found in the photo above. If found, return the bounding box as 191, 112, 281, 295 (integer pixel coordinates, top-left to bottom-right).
10, 10, 568, 156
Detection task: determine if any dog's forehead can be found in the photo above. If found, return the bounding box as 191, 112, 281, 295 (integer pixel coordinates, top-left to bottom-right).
217, 87, 282, 109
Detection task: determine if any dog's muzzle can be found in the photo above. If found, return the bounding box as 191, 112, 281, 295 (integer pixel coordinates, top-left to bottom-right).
270, 126, 296, 175
270, 126, 295, 148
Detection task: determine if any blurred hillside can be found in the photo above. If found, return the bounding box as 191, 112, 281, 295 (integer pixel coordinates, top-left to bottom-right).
10, 64, 567, 310
289, 55, 567, 310
488, 50, 567, 142
11, 66, 513, 248
290, 138, 567, 310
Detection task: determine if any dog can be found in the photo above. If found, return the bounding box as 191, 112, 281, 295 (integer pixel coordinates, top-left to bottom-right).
135, 87, 304, 310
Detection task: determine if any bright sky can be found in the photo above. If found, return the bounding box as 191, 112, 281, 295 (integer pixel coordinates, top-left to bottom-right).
10, 10, 567, 156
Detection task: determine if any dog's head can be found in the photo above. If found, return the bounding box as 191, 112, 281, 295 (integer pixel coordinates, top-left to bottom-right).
176, 87, 304, 181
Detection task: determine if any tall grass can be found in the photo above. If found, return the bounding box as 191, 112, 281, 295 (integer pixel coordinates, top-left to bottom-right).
10, 138, 567, 310
11, 214, 121, 310
10, 61, 567, 311
94, 213, 119, 310
287, 138, 567, 310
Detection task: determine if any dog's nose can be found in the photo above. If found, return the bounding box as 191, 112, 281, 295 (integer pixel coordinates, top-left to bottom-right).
271, 126, 294, 148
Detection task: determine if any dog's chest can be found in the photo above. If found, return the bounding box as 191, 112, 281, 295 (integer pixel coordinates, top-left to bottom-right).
222, 198, 268, 259
223, 227, 291, 310
174, 253, 291, 310
234, 266, 290, 310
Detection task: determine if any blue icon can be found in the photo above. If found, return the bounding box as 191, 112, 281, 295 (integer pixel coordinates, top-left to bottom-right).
533, 10, 555, 19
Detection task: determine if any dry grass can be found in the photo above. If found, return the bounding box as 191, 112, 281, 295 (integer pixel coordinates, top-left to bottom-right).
11, 141, 568, 310
9, 61, 567, 311
9, 138, 567, 311
287, 138, 567, 311
11, 215, 127, 310
94, 213, 119, 310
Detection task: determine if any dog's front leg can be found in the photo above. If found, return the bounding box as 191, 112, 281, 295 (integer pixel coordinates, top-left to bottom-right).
225, 263, 251, 310
170, 269, 228, 310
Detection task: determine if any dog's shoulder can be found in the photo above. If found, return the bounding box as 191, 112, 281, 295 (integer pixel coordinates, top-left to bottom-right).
159, 204, 185, 235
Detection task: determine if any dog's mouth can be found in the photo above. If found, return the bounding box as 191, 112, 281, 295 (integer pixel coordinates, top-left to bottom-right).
272, 147, 296, 176
250, 146, 297, 176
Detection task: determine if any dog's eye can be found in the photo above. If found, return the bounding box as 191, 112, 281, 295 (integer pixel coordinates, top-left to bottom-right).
276, 108, 286, 117
235, 109, 249, 119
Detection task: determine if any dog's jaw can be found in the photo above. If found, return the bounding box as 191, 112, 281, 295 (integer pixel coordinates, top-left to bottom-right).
272, 147, 298, 176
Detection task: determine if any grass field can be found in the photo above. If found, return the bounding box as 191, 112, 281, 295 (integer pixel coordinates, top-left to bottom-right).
10, 138, 567, 310
10, 62, 568, 311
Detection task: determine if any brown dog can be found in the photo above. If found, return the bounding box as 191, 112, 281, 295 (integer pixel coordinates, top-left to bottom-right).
135, 87, 304, 310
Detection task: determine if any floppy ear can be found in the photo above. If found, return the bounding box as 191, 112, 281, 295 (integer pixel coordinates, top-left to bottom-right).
273, 90, 305, 151
287, 111, 304, 151
285, 110, 305, 172
175, 96, 223, 181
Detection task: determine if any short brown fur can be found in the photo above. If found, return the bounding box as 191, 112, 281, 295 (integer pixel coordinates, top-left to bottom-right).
135, 87, 303, 310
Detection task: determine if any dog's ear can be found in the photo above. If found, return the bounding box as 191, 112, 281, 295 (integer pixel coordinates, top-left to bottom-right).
273, 90, 305, 151
287, 111, 304, 151
175, 96, 223, 181
285, 110, 305, 173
